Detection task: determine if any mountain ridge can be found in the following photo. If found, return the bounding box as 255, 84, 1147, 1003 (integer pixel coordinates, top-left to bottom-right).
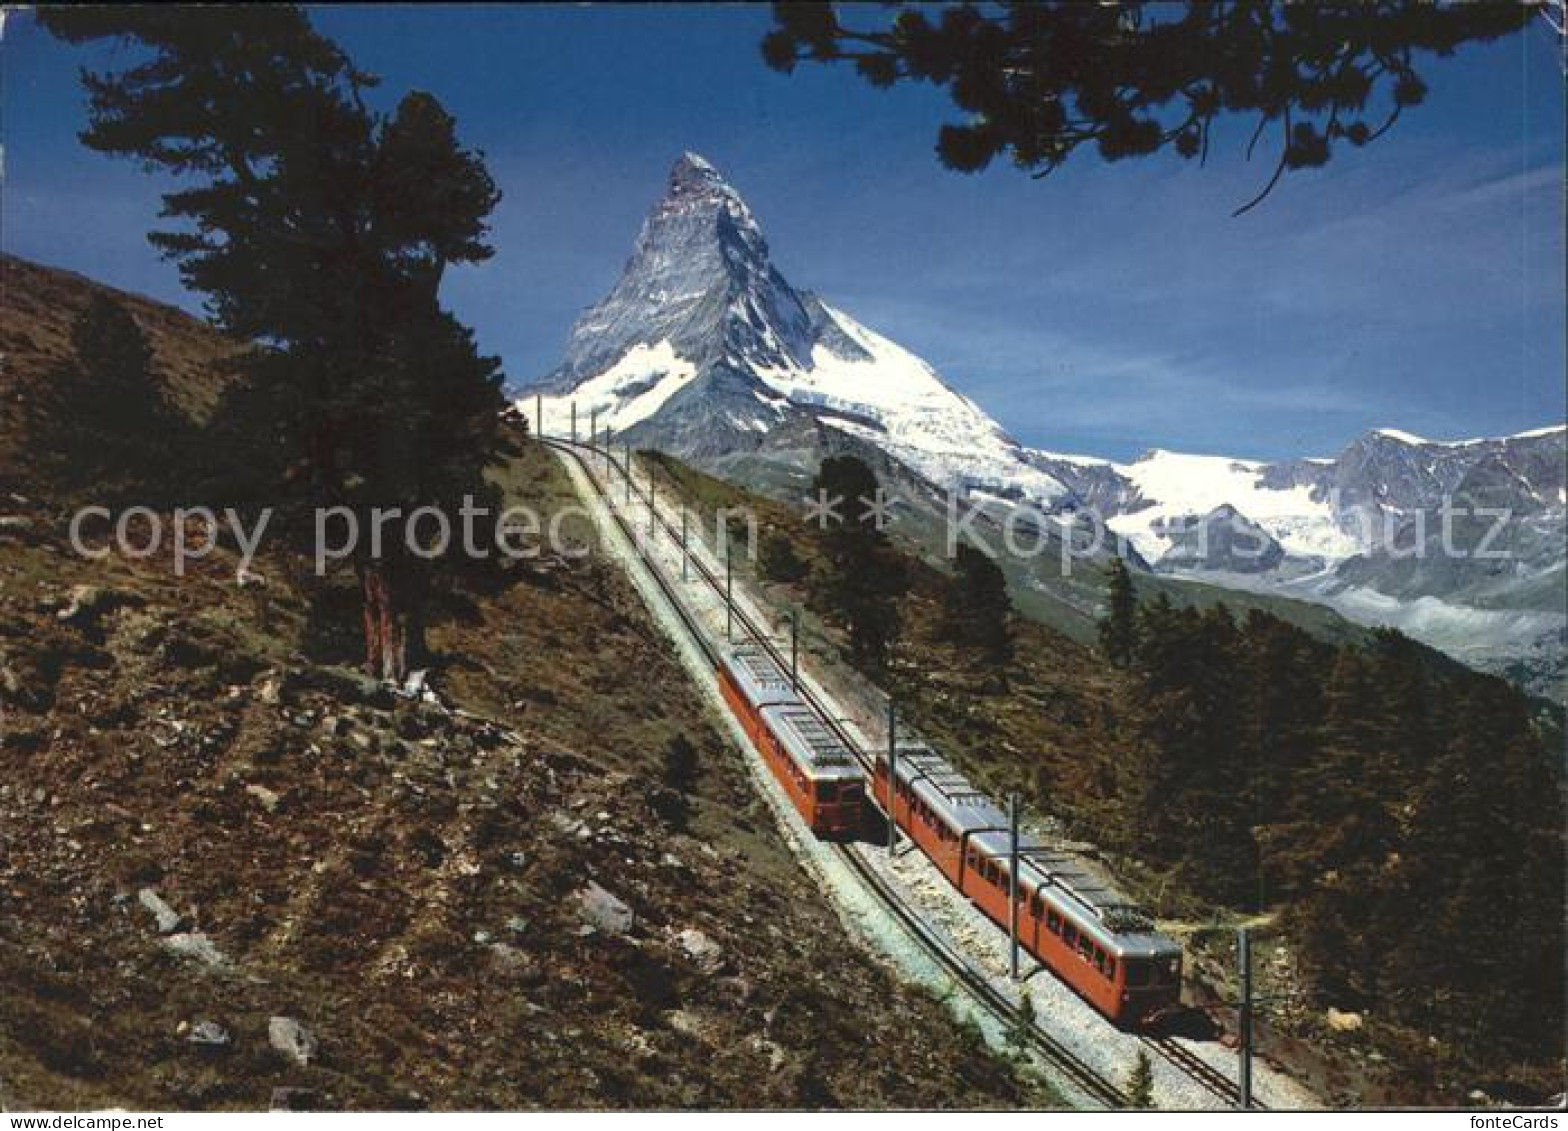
521, 153, 1564, 696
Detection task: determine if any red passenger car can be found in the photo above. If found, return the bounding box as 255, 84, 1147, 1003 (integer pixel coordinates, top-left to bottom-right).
718, 645, 865, 838
874, 743, 1182, 1025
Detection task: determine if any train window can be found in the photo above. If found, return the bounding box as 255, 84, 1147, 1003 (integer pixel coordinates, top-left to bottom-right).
818, 783, 837, 802
1104, 956, 1116, 980
1077, 935, 1093, 961
1047, 909, 1061, 934
1029, 892, 1044, 919
1062, 922, 1077, 946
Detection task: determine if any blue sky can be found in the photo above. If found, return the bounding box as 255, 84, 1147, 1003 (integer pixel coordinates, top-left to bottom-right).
4, 5, 1563, 461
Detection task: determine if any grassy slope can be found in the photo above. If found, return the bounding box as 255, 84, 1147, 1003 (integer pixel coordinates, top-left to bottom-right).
0, 257, 1049, 1110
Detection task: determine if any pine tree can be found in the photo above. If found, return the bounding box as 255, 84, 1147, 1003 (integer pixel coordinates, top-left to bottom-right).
1006, 991, 1036, 1058
758, 530, 808, 583
807, 456, 905, 666
44, 8, 505, 682
32, 294, 186, 504
943, 541, 1012, 663
1125, 1049, 1155, 1109
1098, 556, 1139, 667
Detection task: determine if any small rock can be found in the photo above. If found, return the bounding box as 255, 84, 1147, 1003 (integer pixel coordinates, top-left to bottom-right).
505, 851, 528, 869
187, 1020, 231, 1049
245, 784, 281, 813
673, 927, 723, 972
1326, 1007, 1363, 1033
664, 1009, 705, 1038
56, 584, 110, 626
576, 881, 634, 935
505, 915, 529, 935
162, 932, 228, 968
472, 930, 493, 945
268, 1016, 319, 1067
138, 888, 182, 934
270, 1087, 316, 1112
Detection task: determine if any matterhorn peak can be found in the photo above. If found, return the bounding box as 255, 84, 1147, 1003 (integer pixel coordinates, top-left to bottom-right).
669, 150, 723, 188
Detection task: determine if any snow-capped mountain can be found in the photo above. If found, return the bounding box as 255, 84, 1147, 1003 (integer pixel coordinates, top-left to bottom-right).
524, 153, 1565, 695
528, 153, 1071, 505
1040, 424, 1568, 574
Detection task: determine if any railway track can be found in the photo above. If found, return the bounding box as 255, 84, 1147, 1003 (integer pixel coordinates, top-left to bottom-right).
544, 436, 1252, 1110
1140, 1035, 1260, 1110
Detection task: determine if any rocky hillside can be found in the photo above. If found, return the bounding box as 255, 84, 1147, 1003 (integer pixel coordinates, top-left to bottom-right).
0, 258, 1045, 1110
0, 255, 245, 495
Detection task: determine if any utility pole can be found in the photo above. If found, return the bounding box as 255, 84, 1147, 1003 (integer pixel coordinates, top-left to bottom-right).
646, 461, 655, 538
789, 609, 799, 691
590, 408, 598, 453
1009, 792, 1020, 981
886, 699, 897, 854
570, 401, 577, 444
1238, 926, 1254, 1110
681, 507, 689, 581
535, 393, 542, 438
725, 552, 734, 642
624, 442, 632, 504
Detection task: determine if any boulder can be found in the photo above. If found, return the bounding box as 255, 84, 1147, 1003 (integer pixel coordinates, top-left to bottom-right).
138, 888, 182, 934
576, 881, 634, 935
268, 1016, 319, 1067
1325, 1007, 1364, 1033
187, 1020, 232, 1049
56, 584, 113, 626
245, 784, 281, 813
162, 932, 229, 968
673, 927, 723, 972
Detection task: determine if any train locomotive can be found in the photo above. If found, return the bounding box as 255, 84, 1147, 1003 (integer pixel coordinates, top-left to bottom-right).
716, 643, 1181, 1026
717, 643, 864, 837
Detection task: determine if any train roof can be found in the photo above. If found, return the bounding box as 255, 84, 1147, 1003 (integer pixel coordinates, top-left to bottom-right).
760, 703, 865, 783
888, 739, 1175, 956
721, 644, 799, 709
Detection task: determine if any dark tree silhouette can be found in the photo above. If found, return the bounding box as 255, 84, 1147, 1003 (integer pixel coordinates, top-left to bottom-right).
1098, 555, 1138, 667
807, 455, 907, 665
30, 294, 187, 504
761, 2, 1537, 213
42, 7, 506, 682
943, 541, 1012, 663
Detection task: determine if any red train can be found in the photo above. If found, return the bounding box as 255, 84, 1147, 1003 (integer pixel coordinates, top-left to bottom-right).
717, 644, 864, 837
874, 743, 1182, 1025
716, 643, 1181, 1025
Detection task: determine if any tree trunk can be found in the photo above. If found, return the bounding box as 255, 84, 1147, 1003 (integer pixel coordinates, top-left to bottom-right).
360, 561, 411, 684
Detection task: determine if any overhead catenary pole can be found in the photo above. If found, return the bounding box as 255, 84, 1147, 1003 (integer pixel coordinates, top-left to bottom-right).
725, 551, 734, 641
681, 507, 689, 581
1009, 792, 1020, 980
570, 401, 577, 444
886, 699, 897, 854
590, 408, 598, 452
1238, 927, 1254, 1110
535, 393, 542, 438
789, 609, 799, 691
624, 442, 632, 504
